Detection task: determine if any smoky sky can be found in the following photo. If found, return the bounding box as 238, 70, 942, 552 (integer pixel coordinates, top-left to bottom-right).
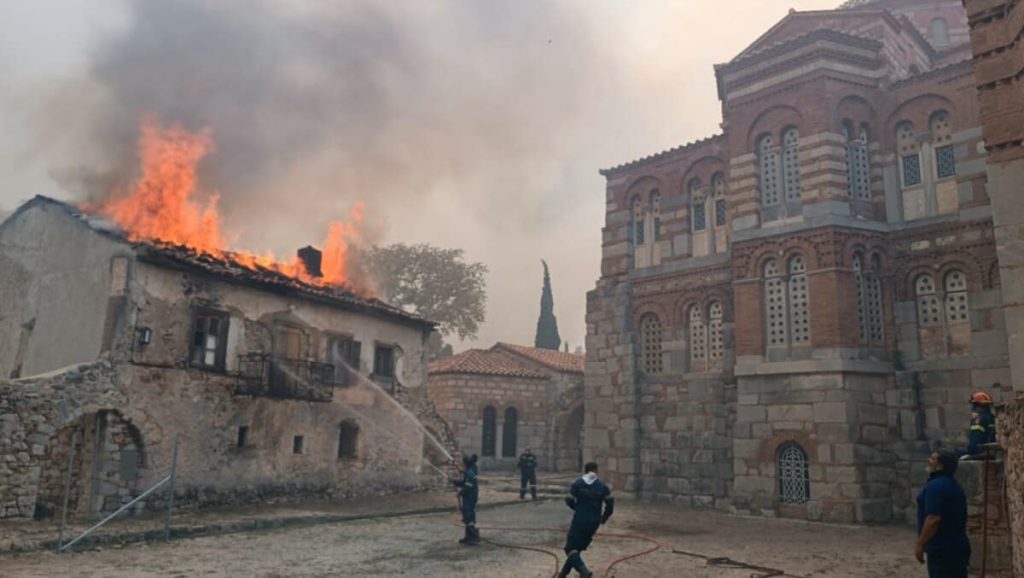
2, 0, 843, 352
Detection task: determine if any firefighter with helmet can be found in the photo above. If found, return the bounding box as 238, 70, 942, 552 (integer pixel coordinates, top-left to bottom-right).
958, 391, 996, 459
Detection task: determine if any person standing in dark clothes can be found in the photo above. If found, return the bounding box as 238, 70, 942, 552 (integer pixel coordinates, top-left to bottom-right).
453, 454, 480, 545
957, 391, 997, 459
558, 462, 614, 578
517, 448, 538, 500
915, 450, 970, 578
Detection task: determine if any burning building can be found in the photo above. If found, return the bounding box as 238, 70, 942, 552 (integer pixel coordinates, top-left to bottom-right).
0, 195, 445, 520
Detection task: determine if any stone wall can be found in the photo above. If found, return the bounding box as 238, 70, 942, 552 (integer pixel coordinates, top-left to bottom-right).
998, 399, 1024, 576
958, 458, 1014, 576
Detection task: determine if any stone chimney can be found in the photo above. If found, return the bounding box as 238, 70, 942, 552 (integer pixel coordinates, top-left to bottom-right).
297, 246, 323, 278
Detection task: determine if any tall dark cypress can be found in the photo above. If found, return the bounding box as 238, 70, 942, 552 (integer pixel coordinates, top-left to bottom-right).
534, 260, 562, 350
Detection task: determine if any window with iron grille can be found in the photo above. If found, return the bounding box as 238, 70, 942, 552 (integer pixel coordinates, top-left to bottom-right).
640, 314, 663, 374
759, 135, 780, 207
915, 275, 943, 326
867, 256, 884, 344
190, 310, 229, 372
788, 256, 811, 345
693, 202, 706, 231
632, 198, 645, 245
782, 128, 801, 202
854, 255, 869, 344
765, 259, 788, 347
502, 407, 518, 457
935, 145, 956, 179
944, 270, 969, 323
708, 302, 724, 362
777, 442, 810, 505
482, 406, 497, 457
901, 154, 922, 188
715, 199, 727, 227
651, 191, 661, 241
689, 305, 707, 364
851, 128, 871, 200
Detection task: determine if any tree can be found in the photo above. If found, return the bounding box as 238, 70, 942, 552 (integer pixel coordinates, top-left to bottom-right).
363, 243, 487, 345
534, 260, 561, 350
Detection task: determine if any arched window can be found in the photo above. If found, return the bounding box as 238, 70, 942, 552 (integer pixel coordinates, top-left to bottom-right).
897, 122, 922, 188
931, 111, 956, 179
915, 274, 942, 326
867, 254, 884, 344
502, 407, 518, 458
930, 17, 950, 48
640, 313, 663, 375
650, 190, 662, 241
765, 259, 788, 347
944, 270, 969, 324
848, 124, 871, 200
777, 442, 810, 505
788, 255, 811, 344
708, 301, 724, 362
782, 128, 802, 203
689, 178, 706, 232
854, 253, 869, 344
631, 196, 645, 245
758, 134, 781, 208
482, 406, 497, 457
712, 173, 728, 228
689, 305, 707, 365
338, 419, 359, 459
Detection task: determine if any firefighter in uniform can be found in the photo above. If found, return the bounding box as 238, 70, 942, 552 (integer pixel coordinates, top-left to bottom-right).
516, 447, 538, 500
558, 462, 614, 578
958, 391, 997, 459
453, 454, 480, 545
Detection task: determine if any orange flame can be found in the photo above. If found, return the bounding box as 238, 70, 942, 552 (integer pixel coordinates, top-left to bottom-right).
92, 117, 366, 292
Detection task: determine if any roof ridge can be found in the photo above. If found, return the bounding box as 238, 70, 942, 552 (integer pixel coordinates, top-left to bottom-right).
600, 134, 724, 176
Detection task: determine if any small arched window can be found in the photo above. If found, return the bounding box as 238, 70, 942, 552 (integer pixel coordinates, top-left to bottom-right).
650, 190, 662, 241
867, 254, 884, 344
712, 173, 728, 228
689, 305, 707, 364
897, 122, 922, 188
708, 302, 724, 362
781, 128, 802, 203
853, 253, 869, 344
502, 407, 518, 458
482, 406, 497, 457
944, 270, 969, 324
765, 259, 788, 347
844, 123, 871, 200
777, 442, 810, 505
631, 196, 645, 245
930, 17, 950, 48
758, 134, 781, 208
788, 255, 811, 344
338, 419, 359, 459
689, 178, 706, 232
640, 313, 663, 375
915, 274, 942, 326
931, 111, 956, 179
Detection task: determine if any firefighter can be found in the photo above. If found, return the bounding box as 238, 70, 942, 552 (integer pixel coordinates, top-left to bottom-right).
453, 453, 480, 545
958, 391, 997, 459
516, 447, 538, 500
558, 462, 614, 578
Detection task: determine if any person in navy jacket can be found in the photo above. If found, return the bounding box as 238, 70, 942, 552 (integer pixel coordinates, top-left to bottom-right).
915, 450, 970, 578
453, 454, 480, 545
558, 462, 614, 578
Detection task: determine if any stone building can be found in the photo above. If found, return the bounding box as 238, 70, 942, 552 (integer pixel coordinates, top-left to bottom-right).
585, 0, 1012, 524
0, 196, 444, 520
427, 343, 584, 472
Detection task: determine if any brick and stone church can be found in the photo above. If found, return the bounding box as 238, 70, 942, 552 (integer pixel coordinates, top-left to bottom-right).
584, 0, 1012, 524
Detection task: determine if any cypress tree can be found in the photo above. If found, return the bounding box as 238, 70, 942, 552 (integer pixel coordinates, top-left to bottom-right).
534, 260, 562, 350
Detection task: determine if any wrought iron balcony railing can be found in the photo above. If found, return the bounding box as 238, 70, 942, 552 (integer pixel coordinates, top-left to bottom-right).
236, 354, 335, 402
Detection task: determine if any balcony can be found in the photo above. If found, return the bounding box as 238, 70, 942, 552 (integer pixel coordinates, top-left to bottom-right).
235, 354, 335, 402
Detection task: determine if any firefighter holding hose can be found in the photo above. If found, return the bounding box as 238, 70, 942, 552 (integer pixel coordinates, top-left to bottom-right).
453, 453, 480, 545
558, 461, 614, 578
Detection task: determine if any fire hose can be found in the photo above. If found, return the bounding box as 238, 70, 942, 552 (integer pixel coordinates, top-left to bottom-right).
452, 486, 662, 578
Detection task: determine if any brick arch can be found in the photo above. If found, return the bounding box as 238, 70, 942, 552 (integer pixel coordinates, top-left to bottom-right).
633, 301, 669, 331
758, 431, 818, 465
681, 156, 728, 197
839, 236, 888, 269
619, 175, 665, 208
674, 297, 703, 328
900, 263, 941, 301
781, 246, 817, 272
937, 259, 983, 291
746, 104, 804, 151
835, 94, 878, 132
884, 93, 960, 148
745, 242, 790, 280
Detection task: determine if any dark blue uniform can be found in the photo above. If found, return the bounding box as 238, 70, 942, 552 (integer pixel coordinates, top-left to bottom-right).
454, 463, 479, 525
517, 451, 538, 499
559, 474, 614, 577
917, 472, 970, 578
967, 407, 996, 456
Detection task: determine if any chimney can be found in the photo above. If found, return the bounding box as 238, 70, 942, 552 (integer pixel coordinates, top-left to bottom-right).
297, 246, 323, 278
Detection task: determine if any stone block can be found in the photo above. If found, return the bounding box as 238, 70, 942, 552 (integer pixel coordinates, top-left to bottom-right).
814, 402, 850, 423
826, 466, 859, 483
734, 439, 761, 459
737, 405, 766, 423
767, 404, 814, 422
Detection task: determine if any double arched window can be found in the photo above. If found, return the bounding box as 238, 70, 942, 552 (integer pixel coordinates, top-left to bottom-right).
915, 270, 970, 328
758, 128, 802, 216
896, 110, 958, 220
764, 255, 811, 349
640, 313, 663, 375
689, 301, 725, 372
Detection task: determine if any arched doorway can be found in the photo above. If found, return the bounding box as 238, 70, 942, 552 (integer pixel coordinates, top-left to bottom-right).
557, 405, 585, 473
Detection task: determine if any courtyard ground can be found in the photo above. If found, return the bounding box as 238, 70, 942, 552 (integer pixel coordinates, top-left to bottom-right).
0, 484, 924, 577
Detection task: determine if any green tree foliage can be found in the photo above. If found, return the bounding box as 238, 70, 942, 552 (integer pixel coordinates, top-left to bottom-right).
363, 243, 488, 343
534, 260, 561, 350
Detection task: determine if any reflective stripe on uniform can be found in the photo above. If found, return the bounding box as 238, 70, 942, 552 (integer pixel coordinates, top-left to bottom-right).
971, 425, 986, 432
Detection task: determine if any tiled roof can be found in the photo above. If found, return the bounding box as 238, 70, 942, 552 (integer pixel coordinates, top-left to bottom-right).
428, 349, 548, 379
7, 196, 435, 330
494, 343, 584, 374
599, 134, 724, 177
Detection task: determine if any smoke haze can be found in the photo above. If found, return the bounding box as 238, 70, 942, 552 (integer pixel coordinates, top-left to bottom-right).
0, 0, 840, 351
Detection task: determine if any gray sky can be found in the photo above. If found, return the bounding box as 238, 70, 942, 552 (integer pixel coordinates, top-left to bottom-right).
0, 0, 840, 352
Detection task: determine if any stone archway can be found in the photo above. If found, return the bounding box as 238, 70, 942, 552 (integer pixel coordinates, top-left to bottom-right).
555, 404, 585, 473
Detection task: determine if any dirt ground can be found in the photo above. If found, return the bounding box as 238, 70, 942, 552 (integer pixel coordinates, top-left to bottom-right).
0, 493, 924, 578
